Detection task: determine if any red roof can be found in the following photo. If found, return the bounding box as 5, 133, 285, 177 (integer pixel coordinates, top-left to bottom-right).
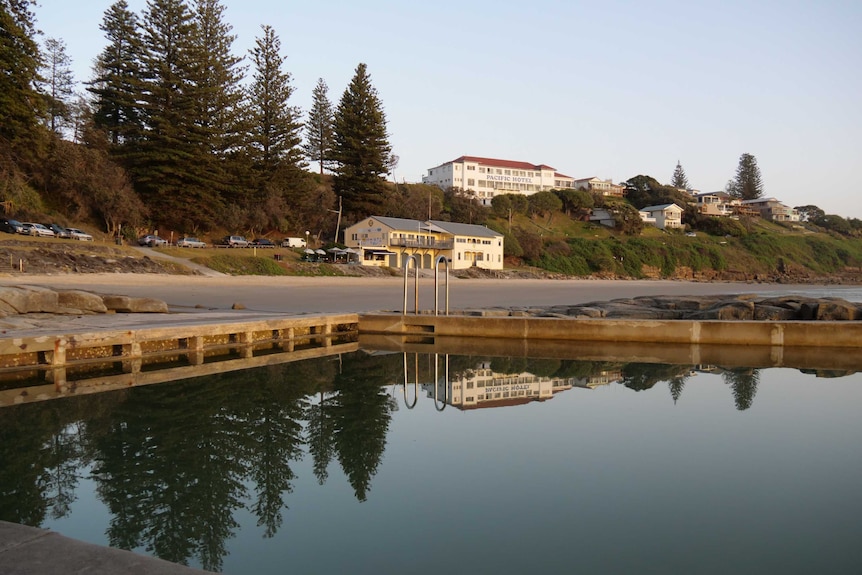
450, 155, 557, 172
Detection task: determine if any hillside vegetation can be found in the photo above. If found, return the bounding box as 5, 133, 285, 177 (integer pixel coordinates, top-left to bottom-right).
483, 209, 862, 282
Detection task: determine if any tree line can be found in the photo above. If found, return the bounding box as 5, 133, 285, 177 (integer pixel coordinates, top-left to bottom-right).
1, 0, 396, 238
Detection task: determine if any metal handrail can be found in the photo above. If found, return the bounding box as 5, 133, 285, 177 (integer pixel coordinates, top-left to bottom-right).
432, 353, 449, 411
402, 255, 419, 314
400, 353, 418, 409
434, 255, 449, 316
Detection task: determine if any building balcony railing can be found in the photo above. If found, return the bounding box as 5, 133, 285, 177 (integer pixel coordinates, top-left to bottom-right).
389, 238, 454, 250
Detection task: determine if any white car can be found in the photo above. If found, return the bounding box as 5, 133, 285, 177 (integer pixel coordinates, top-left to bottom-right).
177, 237, 207, 248
66, 227, 94, 241
21, 223, 55, 237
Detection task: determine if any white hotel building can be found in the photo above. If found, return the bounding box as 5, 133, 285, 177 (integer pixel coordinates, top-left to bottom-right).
423, 156, 575, 205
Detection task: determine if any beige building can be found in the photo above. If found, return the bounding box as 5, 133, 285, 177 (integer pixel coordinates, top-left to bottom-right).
573, 177, 626, 197
640, 203, 684, 229
423, 156, 575, 205
739, 198, 800, 222
343, 216, 504, 270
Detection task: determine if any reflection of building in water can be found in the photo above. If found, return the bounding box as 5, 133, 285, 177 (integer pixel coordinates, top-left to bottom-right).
580, 369, 623, 388
422, 362, 622, 410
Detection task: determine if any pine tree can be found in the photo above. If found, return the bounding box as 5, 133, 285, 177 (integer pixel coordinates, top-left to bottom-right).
731, 152, 763, 200
670, 160, 689, 190
332, 63, 392, 222
132, 0, 224, 229
244, 24, 306, 231
189, 0, 245, 158
303, 78, 334, 175
246, 25, 303, 175
40, 38, 76, 136
88, 0, 145, 147
0, 0, 47, 165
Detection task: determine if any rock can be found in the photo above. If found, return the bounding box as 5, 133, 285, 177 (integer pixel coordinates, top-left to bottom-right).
816, 301, 858, 321
232, 302, 246, 310
101, 294, 168, 313
16, 286, 60, 313
753, 304, 799, 321
57, 290, 109, 313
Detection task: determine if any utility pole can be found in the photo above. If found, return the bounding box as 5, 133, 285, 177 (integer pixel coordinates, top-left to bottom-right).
328, 195, 343, 243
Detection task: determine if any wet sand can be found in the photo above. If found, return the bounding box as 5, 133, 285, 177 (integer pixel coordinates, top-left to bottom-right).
3, 273, 859, 315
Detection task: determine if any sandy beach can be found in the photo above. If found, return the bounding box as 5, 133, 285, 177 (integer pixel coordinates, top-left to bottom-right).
3, 273, 861, 315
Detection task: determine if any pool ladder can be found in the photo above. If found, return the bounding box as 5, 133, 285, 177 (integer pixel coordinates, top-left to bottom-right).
402, 255, 449, 315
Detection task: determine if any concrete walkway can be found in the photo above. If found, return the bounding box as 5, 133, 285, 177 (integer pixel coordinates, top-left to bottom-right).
0, 521, 214, 574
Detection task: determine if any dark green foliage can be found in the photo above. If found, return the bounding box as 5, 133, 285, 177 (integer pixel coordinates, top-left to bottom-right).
0, 0, 47, 167
794, 204, 825, 223
553, 188, 593, 219
40, 38, 75, 135
670, 161, 689, 189
527, 190, 562, 220
89, 0, 145, 147
813, 214, 854, 236
730, 153, 763, 200
440, 187, 487, 224
332, 63, 392, 222
623, 174, 691, 210
303, 78, 335, 175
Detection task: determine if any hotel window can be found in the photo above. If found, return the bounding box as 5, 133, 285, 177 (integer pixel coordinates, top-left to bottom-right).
467, 382, 474, 389
467, 165, 475, 170
504, 170, 511, 175
479, 167, 486, 173
496, 169, 502, 174
467, 178, 475, 186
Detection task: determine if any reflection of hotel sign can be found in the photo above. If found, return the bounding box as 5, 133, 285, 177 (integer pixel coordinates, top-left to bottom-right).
485, 384, 532, 393
486, 175, 533, 184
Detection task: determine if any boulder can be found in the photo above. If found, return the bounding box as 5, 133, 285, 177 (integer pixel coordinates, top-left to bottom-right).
816, 301, 858, 321
101, 294, 168, 313
57, 290, 109, 313
685, 301, 755, 320
753, 304, 800, 321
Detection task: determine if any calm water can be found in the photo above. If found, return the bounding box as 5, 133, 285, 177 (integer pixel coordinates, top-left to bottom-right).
2, 349, 862, 574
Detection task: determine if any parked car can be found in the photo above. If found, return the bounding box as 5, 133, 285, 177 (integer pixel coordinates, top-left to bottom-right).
177, 237, 206, 248
21, 222, 55, 237
219, 235, 249, 248
281, 237, 307, 248
138, 234, 168, 247
66, 227, 94, 241
0, 218, 24, 234
45, 224, 72, 239
251, 238, 276, 248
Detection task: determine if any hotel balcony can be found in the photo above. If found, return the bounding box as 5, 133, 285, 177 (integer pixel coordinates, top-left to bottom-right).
389, 238, 454, 250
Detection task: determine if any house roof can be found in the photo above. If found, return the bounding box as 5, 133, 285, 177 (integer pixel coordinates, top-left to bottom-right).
370, 216, 425, 231
640, 203, 683, 212
448, 155, 557, 172
426, 220, 502, 238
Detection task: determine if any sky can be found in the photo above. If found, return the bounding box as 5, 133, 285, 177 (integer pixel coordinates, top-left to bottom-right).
32, 0, 862, 218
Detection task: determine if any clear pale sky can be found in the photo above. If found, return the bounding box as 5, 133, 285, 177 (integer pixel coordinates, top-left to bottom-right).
34, 0, 862, 218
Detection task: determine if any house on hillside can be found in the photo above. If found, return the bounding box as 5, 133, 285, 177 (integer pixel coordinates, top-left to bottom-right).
343, 216, 504, 270
640, 203, 684, 229
693, 191, 737, 217
573, 177, 626, 197
739, 198, 800, 222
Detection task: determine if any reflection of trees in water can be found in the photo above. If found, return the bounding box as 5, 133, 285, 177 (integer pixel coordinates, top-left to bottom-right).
0, 351, 778, 568
329, 355, 397, 502
620, 363, 692, 392
722, 368, 760, 411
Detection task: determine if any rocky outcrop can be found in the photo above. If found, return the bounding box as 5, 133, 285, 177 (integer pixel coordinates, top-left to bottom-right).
0, 285, 168, 317
464, 294, 862, 321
